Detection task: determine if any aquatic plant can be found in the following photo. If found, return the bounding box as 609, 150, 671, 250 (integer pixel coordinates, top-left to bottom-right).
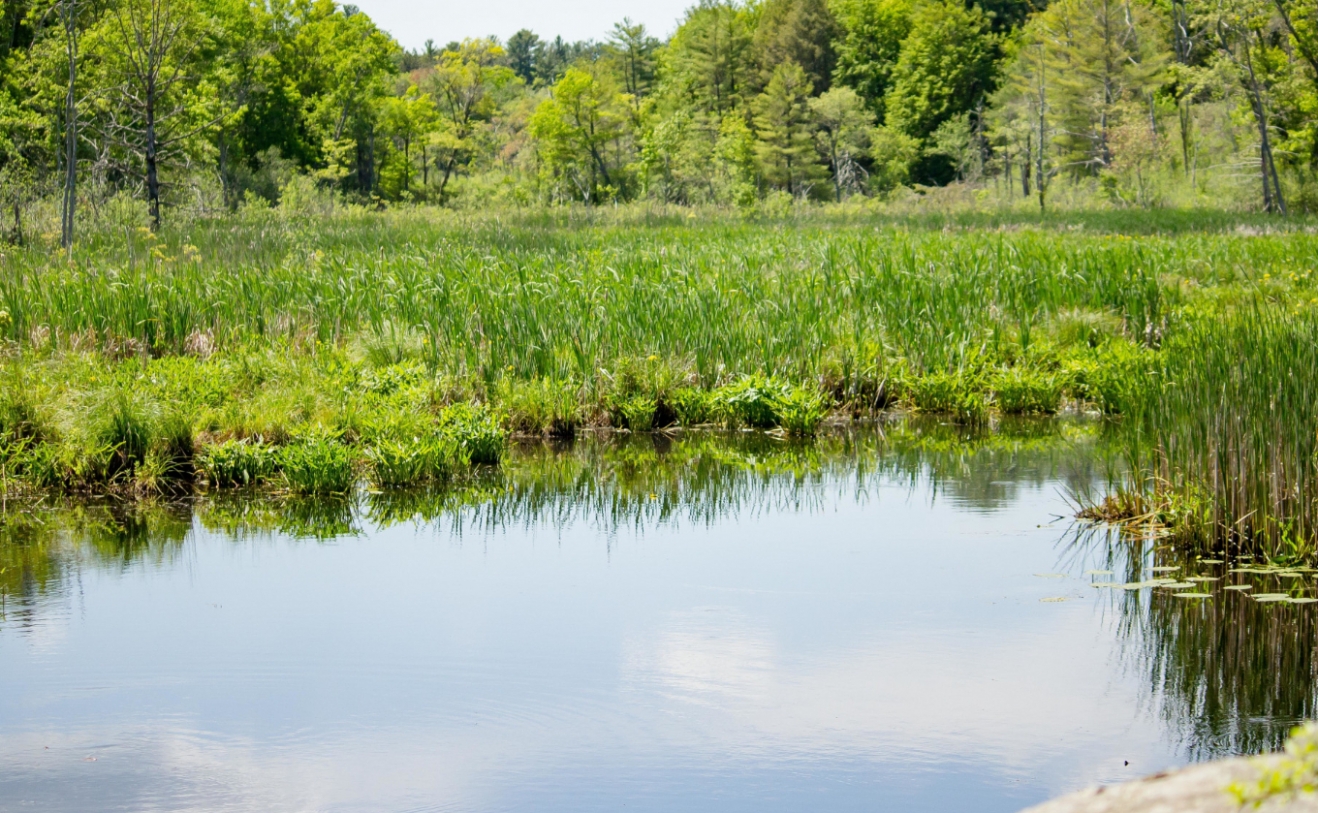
278, 437, 357, 496
198, 440, 279, 487
365, 436, 462, 487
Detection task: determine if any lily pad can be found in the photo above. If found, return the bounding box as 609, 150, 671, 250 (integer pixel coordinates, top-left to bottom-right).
1198, 559, 1225, 564
1253, 594, 1291, 602
1287, 597, 1318, 605
1159, 582, 1198, 590
1148, 566, 1180, 573
1174, 592, 1213, 599
1224, 584, 1254, 591
1186, 576, 1219, 582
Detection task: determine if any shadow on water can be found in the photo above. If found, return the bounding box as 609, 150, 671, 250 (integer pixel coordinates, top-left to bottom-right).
1064, 523, 1318, 760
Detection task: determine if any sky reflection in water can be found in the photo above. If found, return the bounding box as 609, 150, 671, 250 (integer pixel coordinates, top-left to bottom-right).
0, 420, 1310, 813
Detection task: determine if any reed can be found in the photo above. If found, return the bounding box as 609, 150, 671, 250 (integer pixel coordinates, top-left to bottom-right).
1123, 307, 1318, 561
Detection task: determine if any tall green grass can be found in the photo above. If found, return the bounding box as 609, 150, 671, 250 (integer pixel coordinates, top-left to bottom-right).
2, 210, 1272, 386
1122, 307, 1318, 561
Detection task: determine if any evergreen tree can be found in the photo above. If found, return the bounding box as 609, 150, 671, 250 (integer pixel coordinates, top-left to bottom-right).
752, 0, 839, 92
504, 29, 540, 85
659, 0, 755, 117
1039, 0, 1168, 172
752, 60, 823, 194
604, 18, 659, 104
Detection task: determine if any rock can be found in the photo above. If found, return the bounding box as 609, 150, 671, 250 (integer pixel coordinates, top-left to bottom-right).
1019, 757, 1318, 813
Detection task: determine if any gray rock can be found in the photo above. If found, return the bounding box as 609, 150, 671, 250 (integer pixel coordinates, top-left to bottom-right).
1019, 757, 1318, 813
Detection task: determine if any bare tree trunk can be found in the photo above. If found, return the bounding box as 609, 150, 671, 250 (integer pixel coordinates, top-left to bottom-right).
60, 0, 77, 253
1241, 32, 1286, 213
1022, 133, 1031, 197
146, 77, 161, 230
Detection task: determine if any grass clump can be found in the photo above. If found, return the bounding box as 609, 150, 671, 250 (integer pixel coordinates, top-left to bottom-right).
992, 369, 1062, 414
278, 435, 356, 496
498, 378, 581, 437
910, 372, 988, 424
612, 394, 657, 431
366, 436, 462, 488
437, 403, 505, 464
198, 440, 279, 487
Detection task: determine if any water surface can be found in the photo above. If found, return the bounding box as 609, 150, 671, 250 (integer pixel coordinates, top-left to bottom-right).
1, 420, 1313, 812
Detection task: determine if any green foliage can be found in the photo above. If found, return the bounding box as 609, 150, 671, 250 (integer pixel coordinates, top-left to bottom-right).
752, 0, 839, 92
198, 439, 278, 487
437, 403, 505, 464
670, 387, 717, 425
992, 368, 1061, 414
497, 378, 582, 436
613, 394, 658, 431
278, 436, 356, 495
1230, 722, 1318, 807
529, 66, 633, 203
831, 0, 912, 117
752, 61, 824, 195
772, 384, 827, 435
910, 370, 989, 423
885, 1, 998, 181
366, 435, 461, 487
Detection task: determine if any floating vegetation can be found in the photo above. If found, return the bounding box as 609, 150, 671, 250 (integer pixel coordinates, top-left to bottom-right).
1173, 592, 1213, 599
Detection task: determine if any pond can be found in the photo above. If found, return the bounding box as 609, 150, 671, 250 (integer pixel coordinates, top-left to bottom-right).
1, 418, 1314, 813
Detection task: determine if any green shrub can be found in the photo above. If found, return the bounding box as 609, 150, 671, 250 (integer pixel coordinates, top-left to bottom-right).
1060, 343, 1153, 414
0, 388, 44, 443
713, 374, 789, 428
94, 390, 155, 478
278, 438, 356, 495
614, 394, 657, 431
198, 440, 279, 487
438, 403, 505, 464
366, 436, 462, 487
360, 360, 427, 396
773, 386, 827, 436
910, 372, 988, 423
669, 387, 715, 425
497, 378, 580, 436
993, 369, 1062, 414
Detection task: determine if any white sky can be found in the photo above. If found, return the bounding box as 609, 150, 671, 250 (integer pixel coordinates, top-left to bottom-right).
349, 0, 695, 52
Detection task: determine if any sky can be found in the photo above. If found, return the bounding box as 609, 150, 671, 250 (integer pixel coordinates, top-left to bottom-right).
349, 0, 695, 52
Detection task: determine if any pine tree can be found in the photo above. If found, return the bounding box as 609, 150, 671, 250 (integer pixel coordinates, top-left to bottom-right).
752, 0, 839, 92
752, 60, 823, 195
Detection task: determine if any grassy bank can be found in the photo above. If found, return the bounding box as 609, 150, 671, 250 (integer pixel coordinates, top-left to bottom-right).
1, 207, 1316, 558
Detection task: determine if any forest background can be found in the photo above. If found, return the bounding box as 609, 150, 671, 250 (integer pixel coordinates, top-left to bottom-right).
2, 0, 1318, 236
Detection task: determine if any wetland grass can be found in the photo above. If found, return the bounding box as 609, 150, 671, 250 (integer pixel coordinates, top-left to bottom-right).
0, 208, 1316, 559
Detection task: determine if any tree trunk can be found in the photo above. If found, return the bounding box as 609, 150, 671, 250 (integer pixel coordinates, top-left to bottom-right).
60, 0, 77, 253
146, 78, 161, 231
1022, 134, 1031, 197
1242, 34, 1286, 214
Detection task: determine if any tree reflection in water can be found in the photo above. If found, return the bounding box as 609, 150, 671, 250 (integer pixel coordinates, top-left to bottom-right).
1067, 524, 1318, 760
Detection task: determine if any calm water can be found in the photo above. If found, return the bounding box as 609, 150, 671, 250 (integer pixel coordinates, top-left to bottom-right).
1, 420, 1313, 813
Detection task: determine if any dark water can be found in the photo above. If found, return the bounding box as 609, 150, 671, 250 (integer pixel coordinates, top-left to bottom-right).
1, 420, 1314, 813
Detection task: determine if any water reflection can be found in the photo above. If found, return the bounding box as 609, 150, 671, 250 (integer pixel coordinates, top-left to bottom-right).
1068, 525, 1318, 759
2, 415, 1311, 813
1, 416, 1102, 615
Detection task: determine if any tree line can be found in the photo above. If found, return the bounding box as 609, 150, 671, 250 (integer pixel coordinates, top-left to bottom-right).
3, 0, 1318, 237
